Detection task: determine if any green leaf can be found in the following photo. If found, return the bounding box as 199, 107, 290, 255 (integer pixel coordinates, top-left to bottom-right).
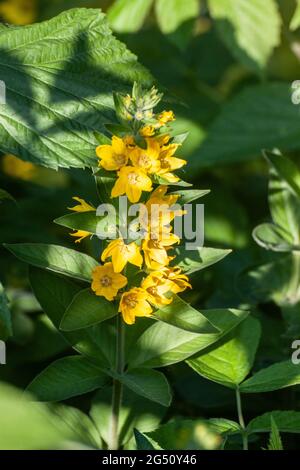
146, 419, 221, 450
247, 411, 300, 435
190, 84, 300, 170
155, 0, 199, 50
0, 282, 12, 340
115, 368, 172, 407
252, 223, 299, 252
5, 243, 98, 282
154, 295, 219, 334
240, 360, 300, 393
134, 429, 156, 450
187, 317, 261, 389
264, 150, 300, 199
0, 188, 15, 203
27, 355, 107, 402
108, 0, 153, 33
174, 246, 232, 275
0, 9, 153, 169
268, 417, 283, 450
0, 382, 74, 449
208, 0, 281, 70
60, 288, 117, 331
171, 189, 210, 205
54, 211, 117, 238
208, 418, 241, 436
29, 267, 111, 367
90, 386, 165, 446
128, 308, 249, 369
290, 0, 300, 31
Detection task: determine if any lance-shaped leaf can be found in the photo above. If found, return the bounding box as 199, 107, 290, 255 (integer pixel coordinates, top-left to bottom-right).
27, 355, 108, 401
4, 243, 98, 282
170, 189, 210, 205
0, 8, 153, 169
186, 317, 261, 389
54, 211, 118, 238
247, 411, 300, 435
240, 360, 300, 393
128, 308, 249, 369
60, 288, 117, 331
154, 295, 218, 334
174, 246, 231, 275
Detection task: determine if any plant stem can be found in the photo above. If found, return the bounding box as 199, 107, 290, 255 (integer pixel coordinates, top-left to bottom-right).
108, 314, 124, 450
235, 387, 248, 450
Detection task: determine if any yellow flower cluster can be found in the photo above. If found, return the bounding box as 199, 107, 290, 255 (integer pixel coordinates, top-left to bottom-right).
69, 89, 191, 325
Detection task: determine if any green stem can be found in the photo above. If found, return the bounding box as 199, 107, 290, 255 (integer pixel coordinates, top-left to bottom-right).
236, 387, 248, 450
108, 315, 124, 450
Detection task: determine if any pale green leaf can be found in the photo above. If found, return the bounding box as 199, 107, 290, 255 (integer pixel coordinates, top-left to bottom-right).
290, 0, 300, 31
108, 0, 153, 33
252, 223, 299, 252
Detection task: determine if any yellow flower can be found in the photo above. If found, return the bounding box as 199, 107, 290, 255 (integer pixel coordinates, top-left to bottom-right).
157, 144, 187, 182
68, 197, 95, 212
101, 238, 143, 273
140, 125, 156, 137
111, 166, 153, 203
2, 154, 36, 181
130, 139, 160, 174
157, 110, 175, 127
157, 266, 192, 293
142, 235, 174, 270
91, 262, 127, 301
141, 272, 173, 307
119, 287, 152, 325
96, 136, 129, 171
69, 230, 91, 243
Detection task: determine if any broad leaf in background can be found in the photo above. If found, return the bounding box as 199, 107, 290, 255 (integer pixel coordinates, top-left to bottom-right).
107, 0, 153, 33
90, 386, 165, 447
247, 410, 300, 435
27, 355, 107, 402
190, 84, 300, 170
0, 282, 12, 340
5, 243, 98, 282
145, 419, 222, 450
0, 8, 153, 169
240, 360, 300, 393
174, 246, 231, 275
60, 288, 117, 331
264, 150, 300, 199
128, 308, 249, 369
187, 317, 261, 389
115, 368, 172, 407
155, 0, 199, 50
208, 0, 281, 71
290, 0, 300, 31
252, 223, 299, 252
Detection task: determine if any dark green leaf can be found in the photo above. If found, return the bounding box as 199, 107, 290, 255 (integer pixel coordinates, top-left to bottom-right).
174, 246, 232, 274
240, 360, 300, 393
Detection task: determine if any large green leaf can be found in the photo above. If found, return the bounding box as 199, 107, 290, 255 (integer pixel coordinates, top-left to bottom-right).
29, 267, 111, 367
5, 243, 98, 282
190, 84, 300, 170
60, 288, 117, 331
174, 246, 231, 275
154, 295, 218, 334
0, 282, 12, 340
240, 360, 300, 393
187, 317, 261, 389
27, 355, 107, 402
115, 368, 172, 407
128, 308, 249, 369
108, 0, 153, 33
247, 411, 300, 435
208, 0, 281, 70
0, 8, 153, 169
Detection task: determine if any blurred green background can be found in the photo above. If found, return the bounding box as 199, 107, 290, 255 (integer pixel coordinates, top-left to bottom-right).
0, 0, 300, 450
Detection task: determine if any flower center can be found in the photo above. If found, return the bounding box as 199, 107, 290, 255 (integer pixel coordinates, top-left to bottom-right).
148, 286, 157, 296
114, 153, 126, 165
124, 295, 138, 308
160, 158, 170, 169
138, 153, 150, 167
127, 172, 140, 185
101, 275, 112, 287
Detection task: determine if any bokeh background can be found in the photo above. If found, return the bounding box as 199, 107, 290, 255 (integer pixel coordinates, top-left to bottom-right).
0, 0, 300, 449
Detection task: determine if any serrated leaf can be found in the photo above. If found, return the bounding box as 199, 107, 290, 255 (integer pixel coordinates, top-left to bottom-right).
0, 9, 153, 169
108, 0, 153, 33
27, 355, 107, 402
60, 288, 117, 331
240, 360, 300, 393
208, 0, 281, 70
174, 246, 231, 275
187, 317, 261, 389
128, 308, 249, 369
5, 243, 98, 282
247, 410, 300, 435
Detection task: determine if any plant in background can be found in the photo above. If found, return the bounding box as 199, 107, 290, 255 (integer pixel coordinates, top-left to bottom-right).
4, 83, 249, 450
